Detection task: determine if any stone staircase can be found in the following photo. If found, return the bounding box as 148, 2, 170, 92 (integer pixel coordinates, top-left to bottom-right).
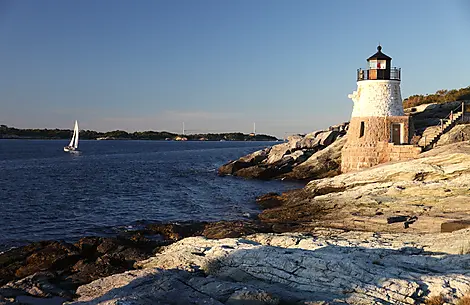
420, 110, 463, 150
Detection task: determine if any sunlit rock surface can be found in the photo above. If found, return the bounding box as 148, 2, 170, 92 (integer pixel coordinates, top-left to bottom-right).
218, 123, 349, 180
69, 229, 470, 305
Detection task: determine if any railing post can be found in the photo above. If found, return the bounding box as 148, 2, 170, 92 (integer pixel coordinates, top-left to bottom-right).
450, 110, 453, 121
463, 102, 465, 122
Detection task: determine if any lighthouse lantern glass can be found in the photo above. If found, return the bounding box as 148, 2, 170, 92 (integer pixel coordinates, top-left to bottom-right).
369, 60, 386, 70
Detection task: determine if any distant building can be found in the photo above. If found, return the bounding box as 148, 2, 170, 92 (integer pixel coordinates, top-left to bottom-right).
341, 45, 421, 173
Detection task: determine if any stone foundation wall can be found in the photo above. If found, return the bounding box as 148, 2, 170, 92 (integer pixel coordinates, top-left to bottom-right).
347, 116, 412, 145
387, 144, 422, 162
341, 142, 421, 173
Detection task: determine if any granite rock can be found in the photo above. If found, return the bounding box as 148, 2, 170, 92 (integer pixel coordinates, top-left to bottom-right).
69, 229, 470, 304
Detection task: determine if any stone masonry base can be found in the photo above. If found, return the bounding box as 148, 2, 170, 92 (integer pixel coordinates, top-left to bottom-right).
341, 142, 421, 173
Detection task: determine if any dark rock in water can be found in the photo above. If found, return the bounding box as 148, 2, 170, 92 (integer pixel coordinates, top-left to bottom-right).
235, 157, 294, 180
235, 165, 291, 180
256, 192, 283, 209
239, 148, 270, 164
441, 220, 470, 233
0, 235, 161, 301
65, 253, 132, 287
235, 165, 271, 179
218, 160, 253, 176
144, 222, 207, 241
8, 241, 80, 281
257, 189, 329, 224
202, 220, 272, 239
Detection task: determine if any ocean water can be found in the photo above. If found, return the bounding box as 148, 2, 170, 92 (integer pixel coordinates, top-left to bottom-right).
0, 140, 302, 251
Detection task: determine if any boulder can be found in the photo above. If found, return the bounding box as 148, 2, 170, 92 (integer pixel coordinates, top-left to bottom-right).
255, 193, 283, 209
234, 166, 271, 180
265, 143, 290, 164
281, 136, 346, 180
218, 160, 253, 176
217, 122, 348, 181
284, 150, 305, 162
1, 271, 72, 301
298, 137, 321, 150
239, 148, 270, 164
202, 221, 272, 239
437, 124, 470, 146
317, 130, 339, 146
286, 134, 304, 150
13, 241, 80, 279
235, 164, 290, 180
144, 222, 207, 242
329, 122, 349, 132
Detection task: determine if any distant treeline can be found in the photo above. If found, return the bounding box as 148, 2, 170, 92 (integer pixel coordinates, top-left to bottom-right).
0, 125, 278, 141
403, 85, 470, 109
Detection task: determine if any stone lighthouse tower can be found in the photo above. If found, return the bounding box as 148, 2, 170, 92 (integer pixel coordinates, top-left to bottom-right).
341, 45, 420, 173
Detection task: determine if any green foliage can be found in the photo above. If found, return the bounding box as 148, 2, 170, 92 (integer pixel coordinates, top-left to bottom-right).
403, 85, 470, 108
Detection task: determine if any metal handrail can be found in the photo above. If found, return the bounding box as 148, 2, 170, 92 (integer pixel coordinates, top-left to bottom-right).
422, 101, 465, 148
357, 67, 401, 81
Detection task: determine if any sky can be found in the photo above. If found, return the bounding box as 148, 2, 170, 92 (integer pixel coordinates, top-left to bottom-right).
0, 0, 469, 138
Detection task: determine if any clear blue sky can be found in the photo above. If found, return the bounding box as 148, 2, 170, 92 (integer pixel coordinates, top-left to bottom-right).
0, 0, 469, 137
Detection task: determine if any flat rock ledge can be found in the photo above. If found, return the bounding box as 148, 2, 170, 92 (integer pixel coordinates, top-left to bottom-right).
67, 229, 470, 305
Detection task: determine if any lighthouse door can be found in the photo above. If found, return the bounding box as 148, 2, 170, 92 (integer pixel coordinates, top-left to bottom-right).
391, 123, 401, 144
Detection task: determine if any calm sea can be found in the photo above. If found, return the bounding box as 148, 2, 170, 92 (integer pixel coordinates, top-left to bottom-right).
0, 139, 302, 252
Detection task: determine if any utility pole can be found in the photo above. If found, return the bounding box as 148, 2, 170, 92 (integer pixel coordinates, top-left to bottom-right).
182, 122, 185, 135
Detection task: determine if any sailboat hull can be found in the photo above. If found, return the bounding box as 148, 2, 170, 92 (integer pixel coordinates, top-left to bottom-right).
64, 146, 79, 153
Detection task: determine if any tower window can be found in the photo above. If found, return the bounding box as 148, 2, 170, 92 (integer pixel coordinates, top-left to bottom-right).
359, 121, 365, 138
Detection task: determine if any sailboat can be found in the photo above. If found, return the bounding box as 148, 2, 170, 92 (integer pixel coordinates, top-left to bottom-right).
64, 120, 79, 153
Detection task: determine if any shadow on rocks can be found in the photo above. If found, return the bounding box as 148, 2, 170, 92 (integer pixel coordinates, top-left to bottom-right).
0, 235, 162, 303
65, 243, 464, 304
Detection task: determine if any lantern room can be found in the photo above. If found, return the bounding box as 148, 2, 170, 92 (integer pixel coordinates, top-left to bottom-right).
357, 45, 400, 81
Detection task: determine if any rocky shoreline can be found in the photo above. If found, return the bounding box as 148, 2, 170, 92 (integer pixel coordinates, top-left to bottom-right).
3, 102, 470, 304
3, 137, 470, 304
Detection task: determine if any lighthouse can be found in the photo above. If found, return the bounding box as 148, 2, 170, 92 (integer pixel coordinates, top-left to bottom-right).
341, 45, 421, 173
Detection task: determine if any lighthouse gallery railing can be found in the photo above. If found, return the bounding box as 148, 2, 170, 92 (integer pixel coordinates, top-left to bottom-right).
357, 67, 401, 81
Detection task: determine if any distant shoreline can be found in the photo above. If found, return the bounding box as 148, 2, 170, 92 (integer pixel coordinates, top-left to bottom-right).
0, 125, 280, 141
0, 137, 281, 142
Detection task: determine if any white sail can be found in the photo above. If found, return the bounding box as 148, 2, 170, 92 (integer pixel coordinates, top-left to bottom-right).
64, 120, 79, 152
68, 127, 75, 147
73, 120, 79, 149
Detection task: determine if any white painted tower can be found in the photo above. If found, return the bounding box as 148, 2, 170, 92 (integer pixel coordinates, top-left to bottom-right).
341, 45, 420, 173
